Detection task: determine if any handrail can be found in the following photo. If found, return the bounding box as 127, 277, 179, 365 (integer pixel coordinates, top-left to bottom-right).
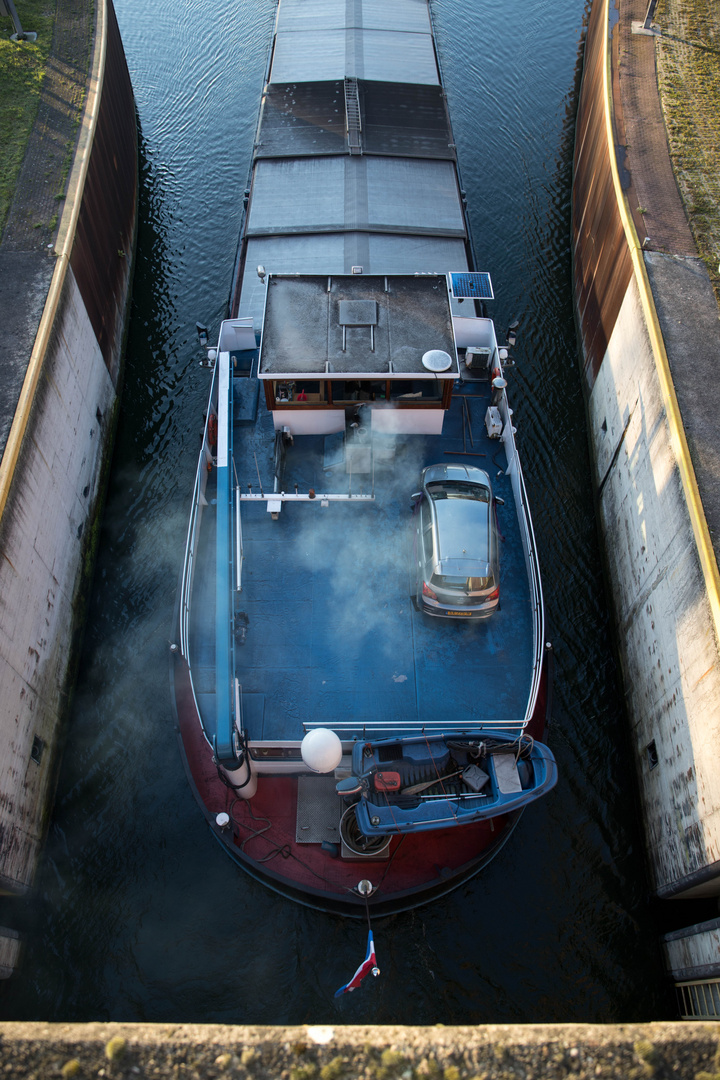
179, 363, 217, 676
498, 390, 545, 730
179, 458, 203, 655
675, 978, 720, 1020
304, 719, 528, 733
232, 454, 244, 592
515, 454, 546, 726
177, 438, 214, 750
235, 483, 244, 591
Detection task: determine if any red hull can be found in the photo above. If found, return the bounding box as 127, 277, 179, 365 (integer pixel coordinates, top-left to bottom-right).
171, 646, 553, 917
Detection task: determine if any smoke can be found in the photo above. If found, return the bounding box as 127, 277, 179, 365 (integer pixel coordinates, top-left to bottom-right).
231, 434, 437, 728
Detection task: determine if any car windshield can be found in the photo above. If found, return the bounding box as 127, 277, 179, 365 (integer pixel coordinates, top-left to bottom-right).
426, 481, 490, 502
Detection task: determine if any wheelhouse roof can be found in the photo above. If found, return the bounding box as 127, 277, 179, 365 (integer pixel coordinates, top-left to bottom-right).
257, 273, 459, 378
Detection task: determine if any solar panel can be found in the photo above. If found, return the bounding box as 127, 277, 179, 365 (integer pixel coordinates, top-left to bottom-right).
449, 272, 494, 300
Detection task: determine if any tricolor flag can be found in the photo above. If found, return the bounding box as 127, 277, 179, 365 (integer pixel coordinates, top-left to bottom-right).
334, 931, 379, 996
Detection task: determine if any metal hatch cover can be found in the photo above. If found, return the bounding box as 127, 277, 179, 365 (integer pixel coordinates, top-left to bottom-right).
296, 775, 341, 843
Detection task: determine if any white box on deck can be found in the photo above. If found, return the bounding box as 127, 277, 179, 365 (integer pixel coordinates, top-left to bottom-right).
485, 406, 503, 438
493, 754, 523, 795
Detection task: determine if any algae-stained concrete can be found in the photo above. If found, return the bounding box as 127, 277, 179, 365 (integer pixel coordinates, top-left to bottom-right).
656, 0, 720, 302
0, 0, 137, 912
573, 0, 720, 900
1, 1023, 720, 1079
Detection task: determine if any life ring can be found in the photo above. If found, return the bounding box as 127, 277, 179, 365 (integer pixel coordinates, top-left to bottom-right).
208, 412, 218, 451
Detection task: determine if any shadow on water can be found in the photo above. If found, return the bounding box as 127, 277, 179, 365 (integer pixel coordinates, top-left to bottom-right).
0, 0, 677, 1021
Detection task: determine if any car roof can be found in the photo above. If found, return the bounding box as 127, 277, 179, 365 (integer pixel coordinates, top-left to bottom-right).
433, 497, 491, 563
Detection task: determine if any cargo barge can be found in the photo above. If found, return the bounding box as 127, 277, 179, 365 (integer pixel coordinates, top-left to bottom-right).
171, 0, 556, 917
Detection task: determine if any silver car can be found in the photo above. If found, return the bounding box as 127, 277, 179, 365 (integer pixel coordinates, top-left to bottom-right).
412, 464, 502, 619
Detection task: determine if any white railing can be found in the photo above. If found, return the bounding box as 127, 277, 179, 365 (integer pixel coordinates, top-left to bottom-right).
235, 482, 244, 591
676, 979, 720, 1020
180, 363, 219, 655
497, 389, 545, 731
237, 492, 374, 503
304, 718, 529, 735
232, 454, 244, 593
179, 461, 203, 657
178, 365, 219, 749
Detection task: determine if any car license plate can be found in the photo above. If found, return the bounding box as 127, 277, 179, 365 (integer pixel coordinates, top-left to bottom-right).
447, 610, 472, 617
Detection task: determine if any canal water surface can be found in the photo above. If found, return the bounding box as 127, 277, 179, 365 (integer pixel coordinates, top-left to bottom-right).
2, 0, 674, 1022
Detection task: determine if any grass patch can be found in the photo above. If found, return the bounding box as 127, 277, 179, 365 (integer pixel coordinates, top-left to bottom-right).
657, 0, 720, 299
0, 0, 54, 236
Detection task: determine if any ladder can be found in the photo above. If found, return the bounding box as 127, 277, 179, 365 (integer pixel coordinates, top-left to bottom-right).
344, 78, 362, 155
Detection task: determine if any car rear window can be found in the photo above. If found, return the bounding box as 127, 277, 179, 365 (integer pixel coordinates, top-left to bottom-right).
432, 574, 495, 591
427, 481, 490, 502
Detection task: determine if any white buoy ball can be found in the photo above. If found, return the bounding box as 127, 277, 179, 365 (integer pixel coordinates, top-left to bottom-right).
301, 728, 343, 773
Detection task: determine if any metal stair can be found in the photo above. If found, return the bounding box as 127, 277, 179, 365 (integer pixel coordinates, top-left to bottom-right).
344, 77, 362, 154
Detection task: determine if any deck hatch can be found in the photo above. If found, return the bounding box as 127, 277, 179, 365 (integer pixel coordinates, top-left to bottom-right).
246, 158, 465, 239
236, 235, 469, 329
296, 775, 341, 843
275, 0, 432, 34
338, 300, 377, 326
270, 29, 439, 86
254, 82, 455, 161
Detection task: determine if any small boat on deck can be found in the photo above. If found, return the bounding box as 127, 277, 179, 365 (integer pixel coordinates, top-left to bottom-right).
171, 0, 557, 918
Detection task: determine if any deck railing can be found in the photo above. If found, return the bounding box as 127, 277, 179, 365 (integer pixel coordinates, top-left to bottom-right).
179, 452, 205, 657
512, 452, 546, 728
233, 456, 244, 592
178, 363, 219, 749
675, 978, 720, 1020
499, 389, 546, 731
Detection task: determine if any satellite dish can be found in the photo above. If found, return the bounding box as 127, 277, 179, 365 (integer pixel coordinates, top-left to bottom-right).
422, 349, 452, 372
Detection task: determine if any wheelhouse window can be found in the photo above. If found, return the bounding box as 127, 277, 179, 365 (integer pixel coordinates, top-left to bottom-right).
390, 380, 443, 401
273, 380, 325, 404
267, 377, 450, 408
330, 380, 387, 403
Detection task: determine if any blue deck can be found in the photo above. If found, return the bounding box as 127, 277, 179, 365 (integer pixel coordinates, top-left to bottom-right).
210, 383, 535, 743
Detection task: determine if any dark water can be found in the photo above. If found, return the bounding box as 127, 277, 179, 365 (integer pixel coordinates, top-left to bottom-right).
1, 0, 675, 1021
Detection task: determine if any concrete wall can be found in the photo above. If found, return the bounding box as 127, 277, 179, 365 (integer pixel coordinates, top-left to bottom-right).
586, 274, 720, 897
0, 270, 117, 893
664, 918, 720, 981
572, 0, 720, 899
0, 928, 20, 979
0, 0, 136, 906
